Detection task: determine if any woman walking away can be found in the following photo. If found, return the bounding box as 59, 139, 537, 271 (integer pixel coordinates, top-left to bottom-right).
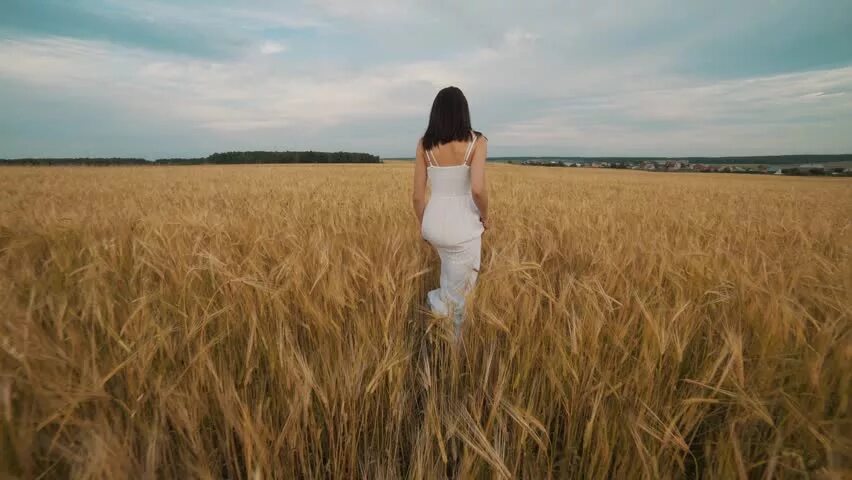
412, 86, 489, 338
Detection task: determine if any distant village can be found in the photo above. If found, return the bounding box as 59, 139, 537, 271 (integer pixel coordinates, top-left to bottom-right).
515, 159, 852, 176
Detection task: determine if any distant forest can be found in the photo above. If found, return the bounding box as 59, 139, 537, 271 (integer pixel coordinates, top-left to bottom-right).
0, 151, 382, 166
491, 154, 852, 165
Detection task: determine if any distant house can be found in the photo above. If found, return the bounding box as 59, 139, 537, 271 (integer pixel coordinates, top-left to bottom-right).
665, 159, 689, 171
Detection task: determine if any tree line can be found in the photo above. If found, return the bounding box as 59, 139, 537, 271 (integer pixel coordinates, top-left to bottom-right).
1, 151, 382, 166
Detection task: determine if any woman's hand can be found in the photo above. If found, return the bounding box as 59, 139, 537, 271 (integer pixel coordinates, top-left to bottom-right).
480, 216, 489, 230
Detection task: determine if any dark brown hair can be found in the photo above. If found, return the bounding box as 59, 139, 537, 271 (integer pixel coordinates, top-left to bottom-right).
422, 86, 483, 150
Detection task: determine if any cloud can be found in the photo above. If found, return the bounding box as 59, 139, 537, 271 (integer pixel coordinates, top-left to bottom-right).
100, 1, 330, 31
308, 0, 421, 22
1, 0, 851, 157
492, 66, 852, 155
0, 24, 550, 133
1, 0, 236, 58
502, 29, 540, 49
0, 36, 448, 131
259, 41, 287, 55
1, 0, 328, 58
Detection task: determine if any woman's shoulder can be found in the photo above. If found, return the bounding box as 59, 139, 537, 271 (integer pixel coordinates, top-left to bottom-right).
473, 131, 488, 147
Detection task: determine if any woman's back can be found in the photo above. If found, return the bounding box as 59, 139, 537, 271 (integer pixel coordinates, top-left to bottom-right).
426, 136, 477, 167
421, 131, 484, 247
425, 132, 478, 198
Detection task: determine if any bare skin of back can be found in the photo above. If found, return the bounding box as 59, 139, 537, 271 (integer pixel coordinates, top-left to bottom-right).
412, 136, 489, 230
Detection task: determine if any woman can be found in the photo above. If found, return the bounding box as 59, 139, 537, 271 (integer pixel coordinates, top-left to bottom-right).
412, 86, 488, 335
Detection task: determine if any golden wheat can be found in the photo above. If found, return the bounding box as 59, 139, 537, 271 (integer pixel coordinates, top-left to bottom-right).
0, 163, 850, 479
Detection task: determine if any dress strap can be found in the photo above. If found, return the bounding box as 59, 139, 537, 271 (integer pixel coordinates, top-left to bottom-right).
426, 149, 438, 167
463, 131, 477, 165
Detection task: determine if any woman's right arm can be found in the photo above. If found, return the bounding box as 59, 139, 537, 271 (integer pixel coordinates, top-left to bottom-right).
412, 140, 428, 227
469, 136, 489, 228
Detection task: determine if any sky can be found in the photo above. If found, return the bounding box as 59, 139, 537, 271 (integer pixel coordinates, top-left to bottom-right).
1, 0, 852, 159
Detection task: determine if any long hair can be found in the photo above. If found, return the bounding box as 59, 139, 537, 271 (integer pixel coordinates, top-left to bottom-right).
422, 86, 482, 150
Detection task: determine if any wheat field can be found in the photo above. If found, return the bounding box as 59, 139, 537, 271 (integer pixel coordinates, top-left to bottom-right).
0, 163, 850, 479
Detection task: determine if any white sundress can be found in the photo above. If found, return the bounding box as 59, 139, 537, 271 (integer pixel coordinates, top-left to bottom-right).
421, 131, 485, 331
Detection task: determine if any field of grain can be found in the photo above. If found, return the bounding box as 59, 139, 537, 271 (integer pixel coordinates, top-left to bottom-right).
1, 163, 850, 479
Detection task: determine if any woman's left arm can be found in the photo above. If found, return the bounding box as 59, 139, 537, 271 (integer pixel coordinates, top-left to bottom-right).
412, 140, 428, 227
469, 136, 489, 229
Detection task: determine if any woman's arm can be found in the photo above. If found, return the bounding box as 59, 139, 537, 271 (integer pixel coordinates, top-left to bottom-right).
469, 136, 489, 228
412, 140, 428, 228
